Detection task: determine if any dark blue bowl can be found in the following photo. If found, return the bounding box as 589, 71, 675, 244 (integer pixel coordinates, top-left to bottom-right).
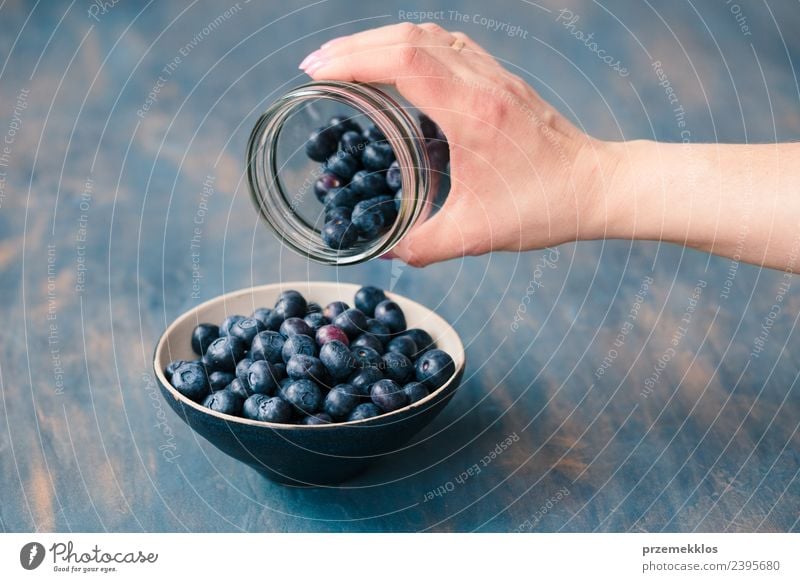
154, 282, 465, 486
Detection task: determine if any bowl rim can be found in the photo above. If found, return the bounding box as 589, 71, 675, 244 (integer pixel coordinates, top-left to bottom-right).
153, 281, 465, 429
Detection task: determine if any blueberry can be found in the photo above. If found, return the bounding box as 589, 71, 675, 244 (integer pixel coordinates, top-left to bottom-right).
305, 126, 338, 162
191, 323, 220, 355
165, 359, 189, 381
363, 124, 385, 143
385, 160, 402, 191
301, 412, 332, 425
304, 312, 329, 333
274, 290, 307, 319
251, 307, 272, 327
306, 302, 322, 315
230, 317, 268, 345
415, 349, 455, 389
251, 330, 285, 364
370, 379, 408, 412
354, 286, 388, 317
243, 395, 293, 423
366, 195, 398, 225
321, 217, 358, 250
286, 354, 327, 384
350, 170, 388, 198
203, 336, 247, 372
340, 130, 368, 155
332, 308, 369, 339
351, 202, 385, 239
319, 340, 356, 381
228, 378, 253, 399
373, 300, 406, 334
351, 345, 382, 369
282, 379, 323, 414
365, 318, 392, 344
324, 152, 360, 181
220, 315, 246, 336
171, 362, 210, 402
247, 360, 278, 395
203, 389, 243, 416
325, 206, 352, 223
347, 402, 382, 421
316, 324, 349, 346
279, 317, 314, 338
404, 381, 429, 403
262, 310, 286, 331
349, 367, 383, 397
386, 336, 417, 359
279, 376, 293, 390
361, 142, 395, 171
323, 384, 360, 419
314, 172, 344, 203
208, 370, 235, 392
323, 301, 349, 320
328, 115, 361, 139
272, 362, 287, 380
235, 357, 255, 383
399, 328, 436, 357
351, 333, 384, 354
323, 186, 357, 211
281, 334, 317, 363
380, 351, 414, 384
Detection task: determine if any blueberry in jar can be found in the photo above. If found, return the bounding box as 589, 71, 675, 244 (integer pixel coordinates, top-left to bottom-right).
404, 381, 429, 404
325, 206, 352, 223
385, 160, 402, 192
415, 349, 455, 389
370, 379, 408, 412
350, 170, 388, 197
321, 217, 358, 250
339, 130, 368, 155
373, 300, 406, 334
319, 340, 356, 381
250, 330, 285, 364
366, 195, 398, 225
203, 335, 247, 372
243, 394, 293, 423
279, 317, 314, 338
230, 317, 267, 345
363, 124, 385, 143
332, 308, 369, 339
354, 286, 388, 317
324, 151, 360, 181
361, 142, 395, 171
203, 389, 243, 416
323, 384, 360, 419
386, 335, 417, 360
171, 362, 210, 402
247, 360, 278, 396
327, 115, 361, 139
281, 333, 318, 363
282, 379, 323, 414
316, 324, 350, 346
314, 172, 343, 203
323, 186, 357, 211
351, 202, 385, 240
380, 351, 414, 384
347, 402, 382, 421
305, 126, 338, 162
191, 323, 219, 355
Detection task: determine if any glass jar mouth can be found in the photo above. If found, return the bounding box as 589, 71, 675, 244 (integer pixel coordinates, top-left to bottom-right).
246, 81, 430, 265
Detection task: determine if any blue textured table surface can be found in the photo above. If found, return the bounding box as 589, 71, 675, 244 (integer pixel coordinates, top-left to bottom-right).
1, 0, 798, 532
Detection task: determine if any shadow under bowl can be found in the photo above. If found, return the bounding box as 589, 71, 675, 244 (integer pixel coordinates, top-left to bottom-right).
153, 282, 465, 486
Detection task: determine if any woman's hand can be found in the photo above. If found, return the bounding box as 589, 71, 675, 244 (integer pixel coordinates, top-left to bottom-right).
300, 23, 614, 266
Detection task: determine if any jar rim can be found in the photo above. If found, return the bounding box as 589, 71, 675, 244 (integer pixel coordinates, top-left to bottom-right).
246, 81, 430, 265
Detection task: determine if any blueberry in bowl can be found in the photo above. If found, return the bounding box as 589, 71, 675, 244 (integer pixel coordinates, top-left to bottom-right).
153, 282, 465, 486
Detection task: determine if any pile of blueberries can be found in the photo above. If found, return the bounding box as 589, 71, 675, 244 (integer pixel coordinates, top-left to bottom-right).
165, 286, 455, 424
306, 113, 448, 251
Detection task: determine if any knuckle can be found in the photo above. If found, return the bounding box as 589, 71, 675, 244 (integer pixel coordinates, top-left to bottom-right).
420, 22, 447, 36
396, 22, 423, 43
396, 44, 422, 69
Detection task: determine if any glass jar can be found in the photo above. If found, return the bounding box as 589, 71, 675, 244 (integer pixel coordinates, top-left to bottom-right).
246, 81, 448, 265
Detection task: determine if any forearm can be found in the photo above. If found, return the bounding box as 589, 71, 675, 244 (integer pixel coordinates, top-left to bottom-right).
600, 140, 800, 271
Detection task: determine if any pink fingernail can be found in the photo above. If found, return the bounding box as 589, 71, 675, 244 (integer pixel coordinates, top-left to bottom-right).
299, 49, 322, 70
304, 59, 325, 75
321, 37, 343, 50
